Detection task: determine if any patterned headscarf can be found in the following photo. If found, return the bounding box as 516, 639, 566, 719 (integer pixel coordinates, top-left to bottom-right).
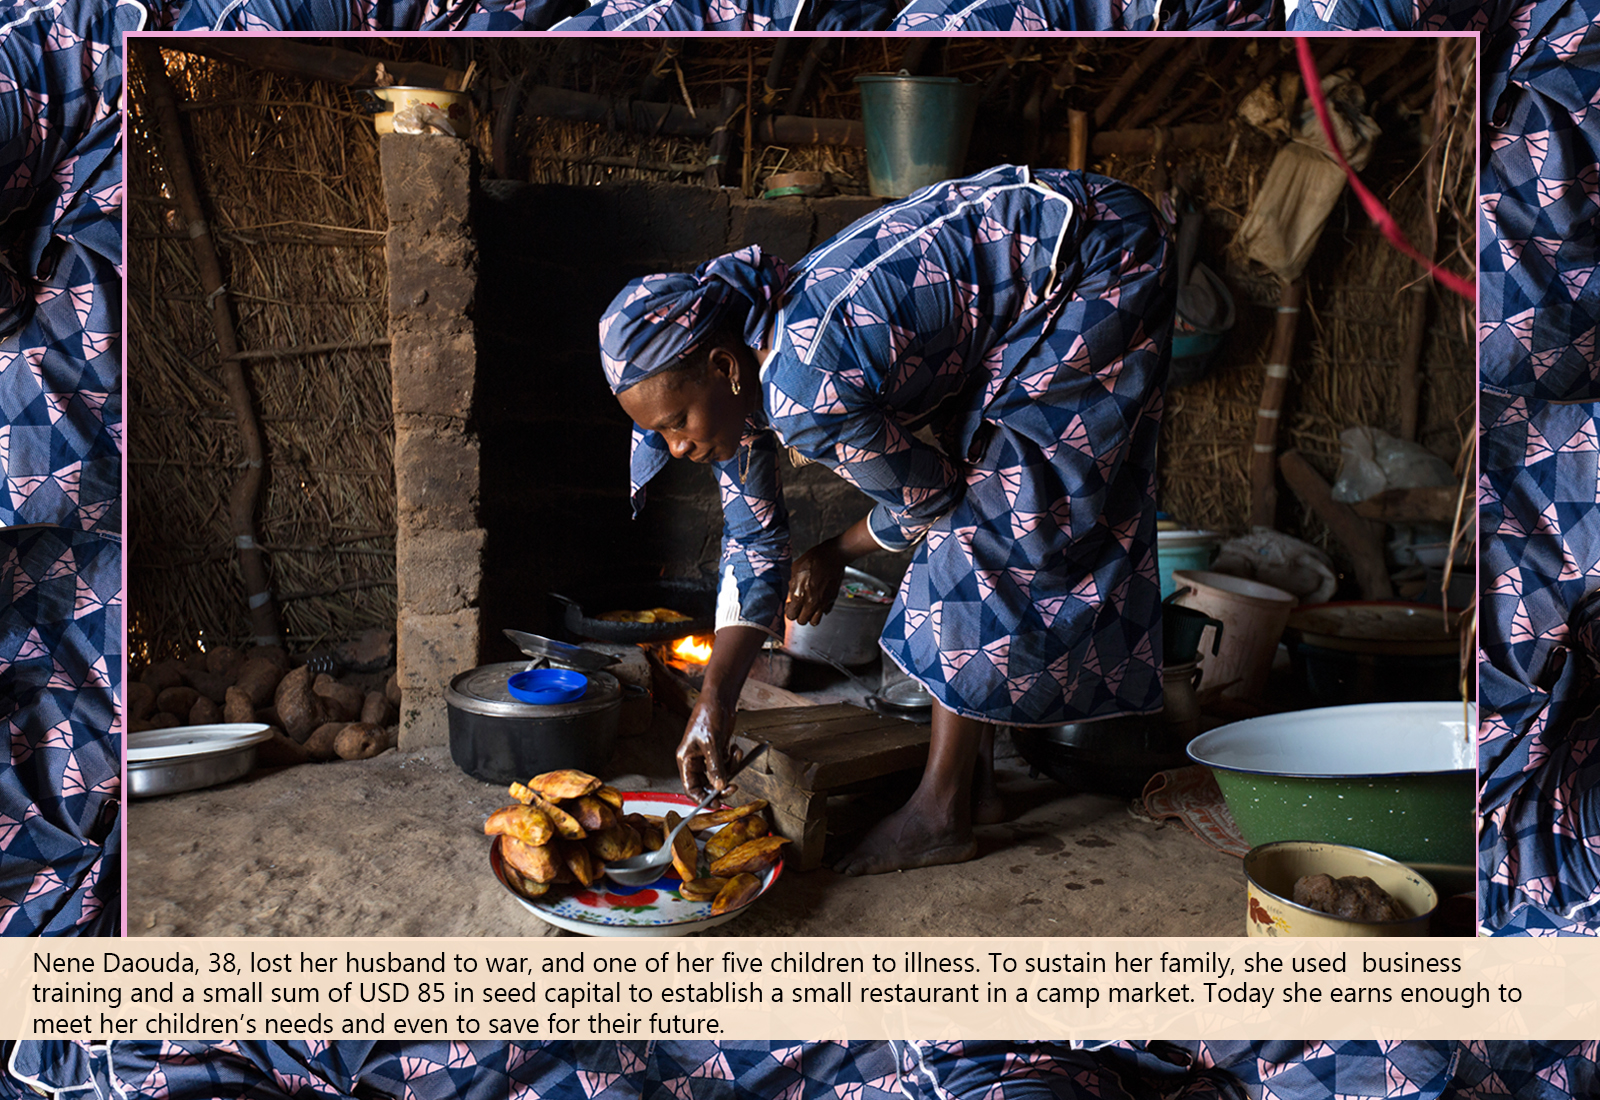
600, 245, 789, 394
599, 246, 789, 514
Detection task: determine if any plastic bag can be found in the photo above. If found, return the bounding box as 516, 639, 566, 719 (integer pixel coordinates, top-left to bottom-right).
1210, 531, 1338, 604
1330, 426, 1454, 503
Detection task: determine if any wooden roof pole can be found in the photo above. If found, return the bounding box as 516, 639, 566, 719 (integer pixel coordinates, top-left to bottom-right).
134, 42, 281, 648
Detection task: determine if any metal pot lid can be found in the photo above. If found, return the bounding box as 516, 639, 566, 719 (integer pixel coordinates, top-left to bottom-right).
502, 629, 619, 672
879, 679, 934, 709
447, 662, 620, 718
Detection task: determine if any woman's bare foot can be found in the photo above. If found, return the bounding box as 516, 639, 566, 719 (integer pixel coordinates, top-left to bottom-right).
833, 802, 977, 876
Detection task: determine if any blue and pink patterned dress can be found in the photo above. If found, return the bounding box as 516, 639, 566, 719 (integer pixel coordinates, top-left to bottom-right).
889, 0, 1272, 31
629, 166, 1171, 728
551, 0, 1265, 29
549, 0, 890, 29
5, 1041, 1598, 1100
169, 0, 571, 29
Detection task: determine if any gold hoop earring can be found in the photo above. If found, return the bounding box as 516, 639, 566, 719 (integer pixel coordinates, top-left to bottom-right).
730, 373, 741, 396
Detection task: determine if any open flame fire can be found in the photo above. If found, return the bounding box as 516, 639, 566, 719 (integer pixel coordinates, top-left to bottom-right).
672, 634, 714, 664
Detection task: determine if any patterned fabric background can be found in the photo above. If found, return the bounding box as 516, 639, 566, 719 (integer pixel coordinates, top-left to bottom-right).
5, 1042, 1599, 1100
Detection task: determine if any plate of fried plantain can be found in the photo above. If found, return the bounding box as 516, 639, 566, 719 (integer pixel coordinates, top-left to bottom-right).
487, 780, 785, 936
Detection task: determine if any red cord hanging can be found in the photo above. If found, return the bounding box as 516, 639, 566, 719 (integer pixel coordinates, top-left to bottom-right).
1294, 38, 1475, 303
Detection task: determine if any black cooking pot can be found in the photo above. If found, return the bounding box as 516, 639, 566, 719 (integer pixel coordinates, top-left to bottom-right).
552, 579, 716, 643
1010, 713, 1191, 800
446, 662, 623, 784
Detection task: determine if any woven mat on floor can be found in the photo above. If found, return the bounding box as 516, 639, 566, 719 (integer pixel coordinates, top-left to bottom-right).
1142, 764, 1249, 857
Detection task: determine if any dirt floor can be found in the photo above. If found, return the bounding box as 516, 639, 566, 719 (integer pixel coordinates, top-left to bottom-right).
128, 701, 1245, 938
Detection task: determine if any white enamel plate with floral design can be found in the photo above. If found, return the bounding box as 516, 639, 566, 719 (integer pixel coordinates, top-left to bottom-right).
490, 791, 782, 937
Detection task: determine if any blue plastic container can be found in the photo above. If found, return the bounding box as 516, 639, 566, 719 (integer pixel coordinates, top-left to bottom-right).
1157, 530, 1221, 600
507, 668, 588, 706
854, 75, 980, 199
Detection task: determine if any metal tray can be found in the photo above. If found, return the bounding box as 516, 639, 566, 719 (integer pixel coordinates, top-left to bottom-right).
128, 724, 272, 798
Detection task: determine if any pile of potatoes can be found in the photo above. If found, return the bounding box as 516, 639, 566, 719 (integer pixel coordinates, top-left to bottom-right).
487, 769, 788, 916
127, 645, 401, 764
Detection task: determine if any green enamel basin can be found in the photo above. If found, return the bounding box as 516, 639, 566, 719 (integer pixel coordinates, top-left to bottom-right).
1187, 701, 1474, 867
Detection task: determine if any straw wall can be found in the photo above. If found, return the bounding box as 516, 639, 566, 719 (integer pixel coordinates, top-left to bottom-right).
127, 44, 452, 660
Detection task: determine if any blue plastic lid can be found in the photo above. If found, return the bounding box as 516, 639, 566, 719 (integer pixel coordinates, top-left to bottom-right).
507, 668, 588, 705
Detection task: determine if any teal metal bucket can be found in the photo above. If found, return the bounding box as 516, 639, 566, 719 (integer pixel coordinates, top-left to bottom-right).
854, 75, 980, 199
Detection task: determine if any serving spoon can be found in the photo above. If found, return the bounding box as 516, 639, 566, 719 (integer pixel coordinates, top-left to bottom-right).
602, 742, 768, 888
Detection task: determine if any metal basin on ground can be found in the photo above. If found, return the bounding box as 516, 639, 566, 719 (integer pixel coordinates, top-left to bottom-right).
1186, 701, 1474, 867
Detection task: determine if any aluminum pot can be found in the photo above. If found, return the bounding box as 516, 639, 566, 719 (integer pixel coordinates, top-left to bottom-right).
785, 567, 894, 666
446, 662, 623, 785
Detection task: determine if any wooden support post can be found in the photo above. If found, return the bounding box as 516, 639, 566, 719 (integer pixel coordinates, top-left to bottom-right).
134, 42, 281, 648
1066, 110, 1090, 171
704, 86, 742, 189
1279, 451, 1393, 600
1249, 280, 1304, 530
742, 45, 755, 197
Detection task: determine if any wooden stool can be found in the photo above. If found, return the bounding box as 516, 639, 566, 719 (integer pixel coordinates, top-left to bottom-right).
729, 703, 931, 871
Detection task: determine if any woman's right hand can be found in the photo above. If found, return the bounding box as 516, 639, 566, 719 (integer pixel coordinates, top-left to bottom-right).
677, 693, 737, 802
676, 624, 769, 800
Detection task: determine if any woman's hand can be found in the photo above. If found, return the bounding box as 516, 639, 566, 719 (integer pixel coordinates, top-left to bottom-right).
677, 693, 737, 802
787, 542, 850, 626
787, 515, 881, 626
676, 624, 768, 800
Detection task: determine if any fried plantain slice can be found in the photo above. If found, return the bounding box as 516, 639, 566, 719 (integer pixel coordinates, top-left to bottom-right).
709, 835, 789, 878
705, 815, 768, 862
501, 864, 550, 899
483, 804, 555, 846
595, 785, 624, 810
586, 823, 644, 863
571, 795, 618, 832
531, 794, 587, 840
710, 872, 762, 915
527, 769, 603, 800
625, 813, 665, 853
501, 837, 565, 884
678, 876, 728, 902
687, 799, 769, 833
665, 811, 699, 882
561, 840, 605, 887
508, 781, 537, 805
